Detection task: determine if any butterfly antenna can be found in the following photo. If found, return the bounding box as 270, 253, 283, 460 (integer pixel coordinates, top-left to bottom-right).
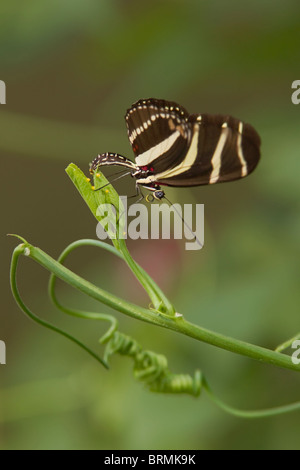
163, 195, 203, 249
94, 170, 132, 191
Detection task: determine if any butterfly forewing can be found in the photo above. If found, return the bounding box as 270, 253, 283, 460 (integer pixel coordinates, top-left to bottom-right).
125, 98, 192, 173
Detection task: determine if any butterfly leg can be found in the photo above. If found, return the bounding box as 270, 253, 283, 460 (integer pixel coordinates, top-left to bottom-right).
128, 183, 145, 203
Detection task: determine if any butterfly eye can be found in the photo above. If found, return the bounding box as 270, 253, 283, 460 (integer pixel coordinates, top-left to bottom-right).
153, 190, 165, 200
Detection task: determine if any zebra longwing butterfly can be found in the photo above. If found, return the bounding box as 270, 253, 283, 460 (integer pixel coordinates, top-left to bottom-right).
90, 98, 261, 199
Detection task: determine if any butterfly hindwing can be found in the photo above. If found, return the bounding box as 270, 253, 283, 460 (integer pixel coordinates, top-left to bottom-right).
149, 113, 261, 187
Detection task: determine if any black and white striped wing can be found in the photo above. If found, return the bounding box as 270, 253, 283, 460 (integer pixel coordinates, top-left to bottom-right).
125, 98, 191, 173
136, 113, 261, 188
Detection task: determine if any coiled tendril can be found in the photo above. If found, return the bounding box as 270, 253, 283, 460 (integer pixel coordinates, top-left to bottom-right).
102, 331, 202, 397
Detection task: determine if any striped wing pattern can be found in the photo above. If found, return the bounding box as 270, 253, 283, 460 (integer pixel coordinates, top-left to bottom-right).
126, 98, 261, 187
125, 98, 191, 174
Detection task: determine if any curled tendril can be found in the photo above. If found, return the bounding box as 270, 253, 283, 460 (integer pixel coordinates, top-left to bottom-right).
149, 371, 202, 396
102, 331, 202, 397
101, 331, 141, 360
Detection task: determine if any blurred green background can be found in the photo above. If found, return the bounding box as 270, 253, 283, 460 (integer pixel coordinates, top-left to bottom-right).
1, 0, 299, 450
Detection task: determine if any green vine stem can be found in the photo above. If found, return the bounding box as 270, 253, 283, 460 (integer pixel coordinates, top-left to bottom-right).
10, 237, 300, 373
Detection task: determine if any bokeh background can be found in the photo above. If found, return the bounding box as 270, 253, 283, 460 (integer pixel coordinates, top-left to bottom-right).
1, 0, 299, 450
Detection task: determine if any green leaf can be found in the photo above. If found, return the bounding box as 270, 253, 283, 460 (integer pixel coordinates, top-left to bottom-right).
66, 163, 125, 250
66, 163, 99, 215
